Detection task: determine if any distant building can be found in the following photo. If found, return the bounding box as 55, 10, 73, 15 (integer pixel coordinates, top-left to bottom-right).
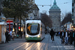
0, 0, 2, 16
28, 0, 39, 20
72, 0, 75, 24
0, 0, 6, 22
49, 0, 61, 31
0, 0, 1, 16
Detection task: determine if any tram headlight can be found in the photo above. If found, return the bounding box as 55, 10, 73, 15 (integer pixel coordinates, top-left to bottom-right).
26, 35, 29, 38
37, 35, 40, 38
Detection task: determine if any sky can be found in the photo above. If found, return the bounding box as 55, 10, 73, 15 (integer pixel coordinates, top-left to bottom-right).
35, 0, 72, 15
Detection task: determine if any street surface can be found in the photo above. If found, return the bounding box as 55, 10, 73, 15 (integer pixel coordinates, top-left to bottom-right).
0, 34, 75, 50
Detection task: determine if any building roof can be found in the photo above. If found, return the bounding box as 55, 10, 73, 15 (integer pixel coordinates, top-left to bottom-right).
50, 0, 60, 10
0, 13, 6, 18
0, 22, 7, 25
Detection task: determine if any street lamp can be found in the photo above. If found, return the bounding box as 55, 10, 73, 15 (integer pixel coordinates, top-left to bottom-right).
72, 25, 73, 28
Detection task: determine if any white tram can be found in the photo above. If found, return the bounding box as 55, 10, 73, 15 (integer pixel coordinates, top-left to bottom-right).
25, 20, 45, 41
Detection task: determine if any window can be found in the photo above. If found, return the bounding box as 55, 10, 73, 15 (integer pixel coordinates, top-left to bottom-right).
27, 23, 40, 35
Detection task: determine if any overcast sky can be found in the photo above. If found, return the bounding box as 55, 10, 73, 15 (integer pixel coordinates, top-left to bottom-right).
35, 0, 72, 15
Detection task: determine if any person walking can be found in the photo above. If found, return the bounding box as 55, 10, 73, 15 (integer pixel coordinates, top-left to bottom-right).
18, 31, 22, 38
61, 30, 65, 44
64, 30, 69, 45
17, 30, 20, 38
68, 31, 70, 44
12, 31, 15, 40
73, 31, 75, 47
20, 31, 22, 38
60, 31, 62, 38
70, 30, 73, 45
9, 31, 12, 40
24, 31, 25, 37
50, 29, 55, 41
5, 30, 9, 43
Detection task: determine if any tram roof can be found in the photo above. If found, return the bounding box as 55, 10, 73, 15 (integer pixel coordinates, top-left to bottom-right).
26, 20, 41, 23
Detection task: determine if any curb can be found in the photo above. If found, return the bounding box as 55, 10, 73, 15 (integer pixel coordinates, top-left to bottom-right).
0, 41, 5, 44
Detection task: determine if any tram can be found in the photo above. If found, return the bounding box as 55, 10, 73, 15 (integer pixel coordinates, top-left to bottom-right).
25, 20, 45, 41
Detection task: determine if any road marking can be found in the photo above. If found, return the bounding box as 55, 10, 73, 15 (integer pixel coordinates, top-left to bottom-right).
25, 43, 35, 50
14, 43, 26, 50
14, 43, 35, 50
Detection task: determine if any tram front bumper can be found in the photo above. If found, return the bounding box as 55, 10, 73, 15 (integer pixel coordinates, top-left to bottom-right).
25, 37, 41, 40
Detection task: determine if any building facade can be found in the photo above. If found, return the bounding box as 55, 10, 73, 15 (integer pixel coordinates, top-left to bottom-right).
28, 0, 39, 19
72, 0, 75, 24
0, 0, 2, 16
49, 0, 61, 31
0, 0, 1, 16
0, 0, 6, 22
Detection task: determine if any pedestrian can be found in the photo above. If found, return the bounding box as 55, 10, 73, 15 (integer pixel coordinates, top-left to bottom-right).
17, 30, 20, 38
45, 28, 47, 34
61, 30, 65, 44
20, 31, 22, 38
58, 31, 60, 36
50, 29, 55, 41
5, 30, 9, 43
68, 31, 70, 44
73, 31, 75, 47
12, 31, 15, 40
18, 31, 22, 38
60, 31, 62, 38
9, 31, 12, 40
64, 30, 69, 45
56, 31, 59, 36
70, 30, 73, 45
24, 31, 25, 37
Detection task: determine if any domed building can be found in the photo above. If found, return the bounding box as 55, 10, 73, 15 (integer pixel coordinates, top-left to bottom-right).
49, 0, 61, 31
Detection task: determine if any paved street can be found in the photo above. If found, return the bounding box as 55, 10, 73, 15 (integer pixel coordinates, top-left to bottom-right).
0, 34, 75, 50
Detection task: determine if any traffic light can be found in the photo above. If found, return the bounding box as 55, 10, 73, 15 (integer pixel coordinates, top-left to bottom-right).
18, 27, 20, 30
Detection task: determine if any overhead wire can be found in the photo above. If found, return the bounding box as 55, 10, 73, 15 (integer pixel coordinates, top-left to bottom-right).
36, 1, 71, 7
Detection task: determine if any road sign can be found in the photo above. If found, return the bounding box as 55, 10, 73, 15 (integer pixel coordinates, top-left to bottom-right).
6, 20, 13, 32
6, 20, 13, 23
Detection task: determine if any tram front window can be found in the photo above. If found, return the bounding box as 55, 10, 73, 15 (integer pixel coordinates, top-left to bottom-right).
27, 23, 40, 35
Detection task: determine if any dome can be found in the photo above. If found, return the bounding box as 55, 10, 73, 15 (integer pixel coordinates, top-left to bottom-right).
50, 0, 60, 10
50, 5, 60, 10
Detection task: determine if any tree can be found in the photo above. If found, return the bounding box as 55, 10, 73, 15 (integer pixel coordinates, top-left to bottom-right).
61, 13, 73, 25
2, 0, 33, 31
41, 13, 52, 28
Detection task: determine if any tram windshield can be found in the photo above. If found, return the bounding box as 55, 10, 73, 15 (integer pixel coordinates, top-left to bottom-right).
27, 23, 40, 35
